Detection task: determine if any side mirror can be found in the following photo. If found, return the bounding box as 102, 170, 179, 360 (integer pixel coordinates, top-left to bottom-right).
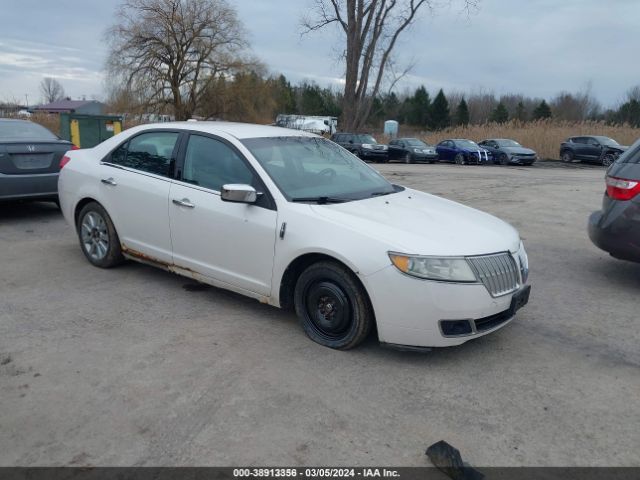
221, 184, 258, 204
348, 139, 354, 144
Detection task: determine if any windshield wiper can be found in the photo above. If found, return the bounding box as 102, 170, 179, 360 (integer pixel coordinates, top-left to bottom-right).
291, 196, 350, 204
370, 190, 395, 197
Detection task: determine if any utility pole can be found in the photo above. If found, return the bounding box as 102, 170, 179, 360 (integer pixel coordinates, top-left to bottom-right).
24, 94, 29, 108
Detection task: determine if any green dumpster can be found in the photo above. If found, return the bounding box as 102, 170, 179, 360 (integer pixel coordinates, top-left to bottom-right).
60, 113, 123, 148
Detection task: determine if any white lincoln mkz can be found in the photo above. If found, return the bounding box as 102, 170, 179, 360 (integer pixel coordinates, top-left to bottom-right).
58, 122, 530, 350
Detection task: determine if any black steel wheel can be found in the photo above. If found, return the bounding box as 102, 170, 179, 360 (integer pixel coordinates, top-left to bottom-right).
294, 261, 373, 349
77, 202, 124, 268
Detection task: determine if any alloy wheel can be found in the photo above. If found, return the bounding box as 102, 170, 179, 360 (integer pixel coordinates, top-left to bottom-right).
81, 211, 110, 261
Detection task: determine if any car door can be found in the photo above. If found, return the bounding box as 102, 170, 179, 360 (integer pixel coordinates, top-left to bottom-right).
437, 140, 453, 161
168, 133, 278, 296
388, 140, 401, 160
572, 137, 589, 160
99, 130, 182, 263
585, 137, 604, 161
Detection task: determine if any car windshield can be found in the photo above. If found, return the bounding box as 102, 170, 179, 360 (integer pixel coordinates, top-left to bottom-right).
595, 136, 619, 146
0, 121, 58, 141
242, 136, 399, 202
356, 134, 377, 144
496, 139, 521, 147
405, 139, 428, 147
455, 140, 479, 149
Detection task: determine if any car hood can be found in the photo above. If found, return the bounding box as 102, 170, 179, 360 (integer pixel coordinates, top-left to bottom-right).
502, 146, 536, 155
310, 189, 520, 256
607, 145, 628, 152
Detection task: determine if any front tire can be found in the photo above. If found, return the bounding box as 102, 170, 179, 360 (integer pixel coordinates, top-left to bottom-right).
602, 153, 616, 167
404, 152, 413, 164
499, 153, 510, 165
454, 153, 466, 165
77, 202, 124, 268
294, 261, 373, 350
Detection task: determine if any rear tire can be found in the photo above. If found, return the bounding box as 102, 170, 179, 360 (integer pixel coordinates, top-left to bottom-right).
294, 261, 373, 350
77, 202, 124, 268
499, 153, 509, 165
454, 153, 466, 165
561, 151, 574, 163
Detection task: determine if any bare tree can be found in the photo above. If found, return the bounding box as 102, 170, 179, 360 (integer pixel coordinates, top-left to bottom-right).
40, 77, 65, 104
106, 0, 248, 120
303, 0, 478, 131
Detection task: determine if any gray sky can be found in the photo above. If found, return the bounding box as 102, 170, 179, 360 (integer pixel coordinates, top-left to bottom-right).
0, 0, 637, 108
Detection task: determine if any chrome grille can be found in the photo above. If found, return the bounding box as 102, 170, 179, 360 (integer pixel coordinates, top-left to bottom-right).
467, 253, 520, 297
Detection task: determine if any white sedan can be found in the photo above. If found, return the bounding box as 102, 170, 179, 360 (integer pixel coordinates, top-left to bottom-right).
58, 122, 530, 350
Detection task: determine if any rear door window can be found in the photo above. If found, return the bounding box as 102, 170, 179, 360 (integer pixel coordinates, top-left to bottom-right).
108, 131, 180, 177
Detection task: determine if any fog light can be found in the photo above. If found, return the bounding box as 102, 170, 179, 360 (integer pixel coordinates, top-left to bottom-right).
440, 320, 473, 336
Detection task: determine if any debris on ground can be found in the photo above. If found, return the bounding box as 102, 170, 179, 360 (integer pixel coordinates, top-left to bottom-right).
426, 440, 484, 480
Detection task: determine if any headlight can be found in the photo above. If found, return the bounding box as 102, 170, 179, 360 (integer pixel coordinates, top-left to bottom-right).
389, 253, 477, 282
518, 242, 529, 283
362, 143, 373, 150
413, 148, 422, 153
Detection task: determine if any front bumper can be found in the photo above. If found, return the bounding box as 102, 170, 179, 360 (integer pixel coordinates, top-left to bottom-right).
413, 153, 439, 161
363, 265, 529, 348
0, 172, 59, 200
588, 208, 640, 262
510, 156, 536, 165
360, 150, 388, 160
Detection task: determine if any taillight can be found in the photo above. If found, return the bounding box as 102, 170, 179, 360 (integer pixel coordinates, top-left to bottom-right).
71, 145, 80, 150
60, 155, 72, 169
606, 175, 640, 201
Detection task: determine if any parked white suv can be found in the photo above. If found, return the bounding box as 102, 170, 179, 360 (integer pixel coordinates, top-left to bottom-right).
58, 122, 530, 350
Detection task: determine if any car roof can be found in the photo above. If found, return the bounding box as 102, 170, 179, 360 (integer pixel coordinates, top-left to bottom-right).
134, 121, 317, 140
397, 137, 422, 141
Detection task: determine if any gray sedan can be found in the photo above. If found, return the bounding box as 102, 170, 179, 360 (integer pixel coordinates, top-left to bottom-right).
0, 119, 75, 203
479, 138, 537, 165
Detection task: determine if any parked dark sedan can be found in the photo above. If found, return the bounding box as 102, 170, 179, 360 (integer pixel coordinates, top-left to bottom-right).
588, 139, 640, 262
435, 139, 491, 165
330, 132, 389, 162
478, 138, 537, 165
560, 136, 628, 167
0, 119, 76, 203
388, 138, 438, 163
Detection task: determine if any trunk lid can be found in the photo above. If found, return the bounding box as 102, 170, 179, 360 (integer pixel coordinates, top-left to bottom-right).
0, 141, 73, 175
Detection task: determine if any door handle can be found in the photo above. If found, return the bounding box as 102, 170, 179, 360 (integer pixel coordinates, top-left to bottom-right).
101, 177, 117, 186
172, 198, 195, 209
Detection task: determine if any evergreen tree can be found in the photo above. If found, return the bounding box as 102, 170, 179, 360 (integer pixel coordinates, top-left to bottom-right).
406, 86, 431, 127
455, 97, 470, 126
616, 99, 640, 127
273, 75, 296, 114
515, 101, 527, 122
489, 102, 509, 123
430, 89, 450, 130
381, 92, 401, 120
533, 100, 552, 120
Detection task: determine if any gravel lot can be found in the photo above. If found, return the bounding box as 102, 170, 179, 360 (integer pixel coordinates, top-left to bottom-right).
1, 161, 638, 467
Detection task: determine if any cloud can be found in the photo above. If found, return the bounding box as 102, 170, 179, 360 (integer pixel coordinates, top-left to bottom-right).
0, 0, 638, 107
